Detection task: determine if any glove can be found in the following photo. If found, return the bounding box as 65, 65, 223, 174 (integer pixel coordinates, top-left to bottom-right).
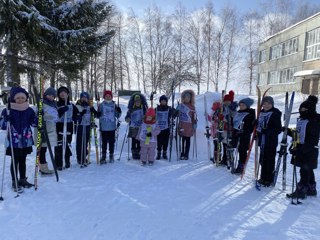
80, 109, 87, 116
58, 106, 69, 116
146, 132, 152, 137
116, 106, 122, 114
289, 147, 301, 156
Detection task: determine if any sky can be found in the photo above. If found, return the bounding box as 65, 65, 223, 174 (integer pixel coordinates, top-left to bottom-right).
113, 0, 320, 15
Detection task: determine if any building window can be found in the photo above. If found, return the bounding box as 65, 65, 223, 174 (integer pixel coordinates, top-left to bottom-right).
268, 68, 295, 85
259, 50, 266, 63
258, 72, 267, 85
305, 27, 320, 60
270, 37, 298, 60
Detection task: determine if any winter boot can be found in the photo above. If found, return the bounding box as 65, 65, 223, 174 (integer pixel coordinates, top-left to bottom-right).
287, 183, 307, 199
65, 157, 71, 169
18, 178, 34, 188
233, 163, 244, 175
156, 151, 161, 160
100, 155, 107, 164
141, 161, 147, 166
307, 183, 317, 197
148, 161, 154, 166
180, 153, 185, 160
12, 180, 24, 193
109, 153, 114, 163
39, 163, 54, 175
162, 151, 168, 160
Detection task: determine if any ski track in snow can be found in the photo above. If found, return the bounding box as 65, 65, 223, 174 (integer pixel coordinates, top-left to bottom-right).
0, 92, 319, 240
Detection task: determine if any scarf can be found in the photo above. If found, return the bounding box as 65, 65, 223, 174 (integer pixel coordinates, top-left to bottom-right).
10, 102, 29, 111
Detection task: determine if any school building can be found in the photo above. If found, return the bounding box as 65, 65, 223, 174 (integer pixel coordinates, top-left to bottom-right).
257, 12, 320, 95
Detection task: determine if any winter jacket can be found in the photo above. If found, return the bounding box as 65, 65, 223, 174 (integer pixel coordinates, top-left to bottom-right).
177, 90, 197, 138
137, 122, 161, 148
155, 105, 176, 131
98, 100, 121, 131
76, 101, 92, 126
56, 98, 79, 136
257, 107, 282, 149
1, 106, 37, 151
233, 108, 255, 136
34, 98, 59, 148
290, 113, 320, 169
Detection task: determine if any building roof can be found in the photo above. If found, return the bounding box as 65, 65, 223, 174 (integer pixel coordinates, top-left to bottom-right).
261, 11, 320, 43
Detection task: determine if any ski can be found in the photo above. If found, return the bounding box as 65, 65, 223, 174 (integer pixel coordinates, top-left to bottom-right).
31, 75, 59, 189
216, 90, 225, 167
90, 96, 99, 164
273, 91, 295, 189
169, 79, 176, 162
241, 86, 271, 182
204, 94, 212, 161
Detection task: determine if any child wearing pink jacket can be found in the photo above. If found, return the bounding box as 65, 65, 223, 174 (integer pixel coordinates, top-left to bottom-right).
137, 108, 160, 166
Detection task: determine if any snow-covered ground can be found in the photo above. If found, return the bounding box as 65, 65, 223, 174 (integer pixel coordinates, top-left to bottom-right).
0, 92, 319, 240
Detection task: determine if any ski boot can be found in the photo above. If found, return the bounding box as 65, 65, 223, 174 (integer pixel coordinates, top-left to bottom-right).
162, 151, 168, 160
286, 183, 307, 199
18, 178, 34, 188
307, 183, 317, 197
12, 181, 24, 193
141, 161, 147, 166
100, 155, 107, 165
109, 153, 114, 163
156, 151, 161, 160
39, 163, 54, 175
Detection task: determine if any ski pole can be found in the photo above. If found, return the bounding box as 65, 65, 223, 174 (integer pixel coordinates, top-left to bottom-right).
117, 124, 129, 161
0, 123, 9, 201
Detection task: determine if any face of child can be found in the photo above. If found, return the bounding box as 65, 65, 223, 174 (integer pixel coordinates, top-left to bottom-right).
262, 101, 272, 111
184, 95, 191, 103
160, 100, 167, 106
135, 100, 141, 106
104, 94, 112, 101
239, 103, 247, 111
14, 95, 27, 104
146, 116, 152, 121
59, 91, 68, 100
224, 100, 231, 106
81, 97, 88, 103
46, 95, 55, 101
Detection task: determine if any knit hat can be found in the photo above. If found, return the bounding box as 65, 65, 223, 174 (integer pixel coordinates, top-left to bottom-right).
144, 108, 156, 124
80, 91, 90, 99
57, 86, 69, 95
300, 95, 318, 113
261, 96, 274, 106
211, 101, 221, 111
103, 90, 113, 98
134, 94, 141, 101
223, 90, 234, 102
159, 95, 168, 103
239, 97, 254, 108
9, 87, 29, 102
44, 87, 57, 97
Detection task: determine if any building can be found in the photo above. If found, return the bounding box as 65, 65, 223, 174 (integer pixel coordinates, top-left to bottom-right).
257, 12, 320, 95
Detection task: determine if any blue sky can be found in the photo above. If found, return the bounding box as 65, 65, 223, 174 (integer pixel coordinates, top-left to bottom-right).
113, 0, 319, 15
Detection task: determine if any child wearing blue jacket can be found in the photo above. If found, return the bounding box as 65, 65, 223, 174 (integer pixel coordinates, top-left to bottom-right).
0, 87, 37, 191
98, 90, 121, 163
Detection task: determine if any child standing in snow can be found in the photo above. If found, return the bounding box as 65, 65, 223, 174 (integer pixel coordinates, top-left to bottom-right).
177, 90, 197, 160
221, 90, 238, 166
98, 90, 122, 164
38, 87, 58, 175
257, 96, 282, 187
232, 97, 255, 174
137, 108, 160, 165
125, 93, 148, 160
75, 92, 94, 166
287, 96, 320, 199
155, 95, 176, 160
0, 87, 38, 191
55, 86, 79, 170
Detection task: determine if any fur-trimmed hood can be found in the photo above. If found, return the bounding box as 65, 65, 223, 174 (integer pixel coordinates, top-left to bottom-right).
127, 93, 148, 111
181, 89, 195, 106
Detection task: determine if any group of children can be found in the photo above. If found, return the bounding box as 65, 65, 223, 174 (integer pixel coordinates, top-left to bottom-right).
0, 86, 319, 199
209, 90, 320, 199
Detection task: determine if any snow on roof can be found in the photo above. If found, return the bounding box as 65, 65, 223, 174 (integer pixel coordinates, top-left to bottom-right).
262, 11, 320, 43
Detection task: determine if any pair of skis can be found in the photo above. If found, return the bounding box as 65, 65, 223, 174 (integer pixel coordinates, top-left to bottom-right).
32, 75, 59, 190
273, 91, 295, 190
241, 86, 271, 188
